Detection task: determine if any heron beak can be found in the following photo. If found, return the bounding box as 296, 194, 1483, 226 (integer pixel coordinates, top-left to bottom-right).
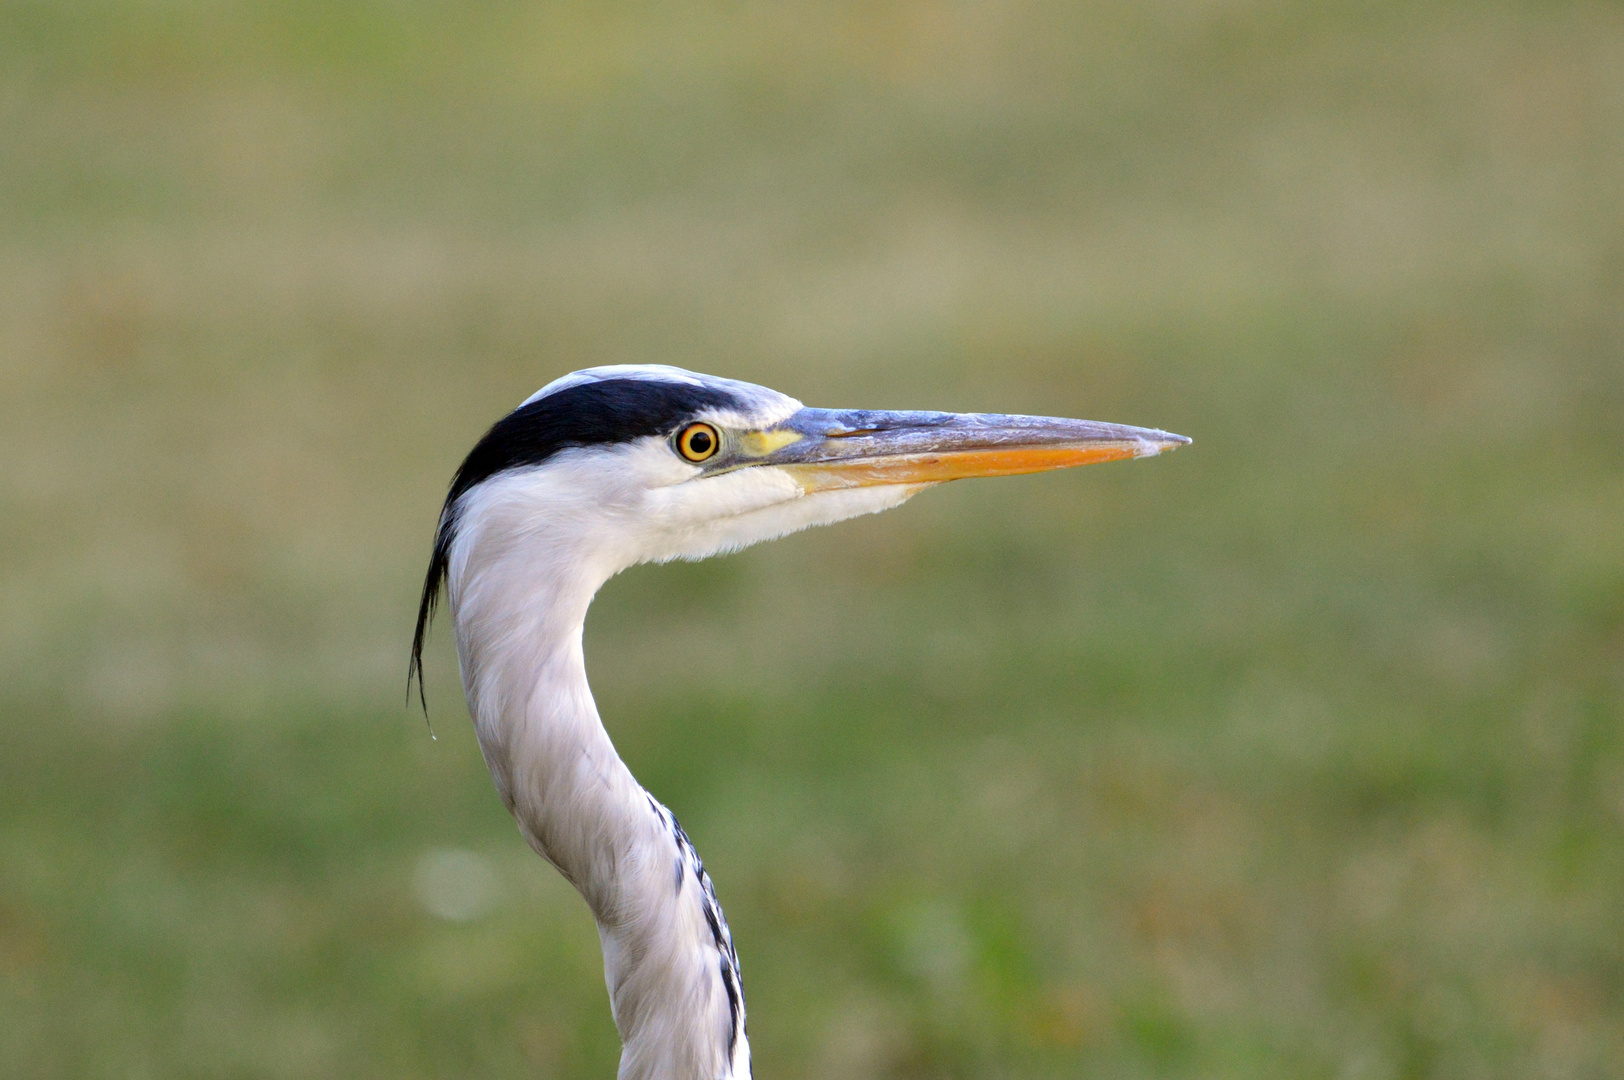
749, 407, 1190, 492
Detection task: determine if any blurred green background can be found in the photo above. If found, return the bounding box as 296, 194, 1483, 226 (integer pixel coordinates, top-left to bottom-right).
2, 2, 1622, 1077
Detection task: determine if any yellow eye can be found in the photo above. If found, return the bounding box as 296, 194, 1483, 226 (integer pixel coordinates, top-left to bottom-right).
677, 422, 720, 462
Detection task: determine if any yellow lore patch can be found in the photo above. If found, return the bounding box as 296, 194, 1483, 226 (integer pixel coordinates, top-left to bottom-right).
738, 429, 804, 456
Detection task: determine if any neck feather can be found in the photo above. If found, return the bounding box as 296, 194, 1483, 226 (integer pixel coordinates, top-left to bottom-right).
448, 516, 749, 1080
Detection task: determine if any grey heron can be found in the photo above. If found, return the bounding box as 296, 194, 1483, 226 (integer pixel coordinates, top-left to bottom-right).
410, 365, 1188, 1080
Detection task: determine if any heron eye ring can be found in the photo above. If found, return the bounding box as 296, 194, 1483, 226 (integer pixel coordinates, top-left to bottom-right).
677, 422, 720, 462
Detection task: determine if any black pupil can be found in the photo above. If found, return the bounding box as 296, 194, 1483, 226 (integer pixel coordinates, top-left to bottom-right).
688, 428, 713, 455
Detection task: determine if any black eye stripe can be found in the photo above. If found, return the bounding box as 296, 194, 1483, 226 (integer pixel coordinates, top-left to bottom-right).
448, 380, 739, 499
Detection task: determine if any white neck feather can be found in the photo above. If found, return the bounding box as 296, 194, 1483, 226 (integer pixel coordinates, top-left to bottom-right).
441, 443, 925, 1079
447, 472, 751, 1080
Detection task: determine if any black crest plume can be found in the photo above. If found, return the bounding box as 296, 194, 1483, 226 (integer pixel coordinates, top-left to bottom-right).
409, 377, 741, 712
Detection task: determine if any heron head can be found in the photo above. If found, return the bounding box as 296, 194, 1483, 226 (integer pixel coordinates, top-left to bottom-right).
411, 365, 1188, 701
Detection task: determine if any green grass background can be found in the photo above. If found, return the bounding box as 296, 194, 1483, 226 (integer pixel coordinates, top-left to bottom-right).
2, 2, 1622, 1077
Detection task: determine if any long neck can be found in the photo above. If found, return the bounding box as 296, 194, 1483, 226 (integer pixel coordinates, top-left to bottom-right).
450, 541, 749, 1080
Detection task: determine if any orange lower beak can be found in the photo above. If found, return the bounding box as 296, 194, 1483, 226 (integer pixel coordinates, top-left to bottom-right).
783, 443, 1154, 491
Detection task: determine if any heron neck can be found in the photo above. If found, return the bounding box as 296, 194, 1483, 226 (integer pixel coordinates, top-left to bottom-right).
451, 547, 750, 1080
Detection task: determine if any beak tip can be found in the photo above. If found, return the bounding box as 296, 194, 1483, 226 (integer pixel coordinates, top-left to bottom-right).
1136, 431, 1192, 457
